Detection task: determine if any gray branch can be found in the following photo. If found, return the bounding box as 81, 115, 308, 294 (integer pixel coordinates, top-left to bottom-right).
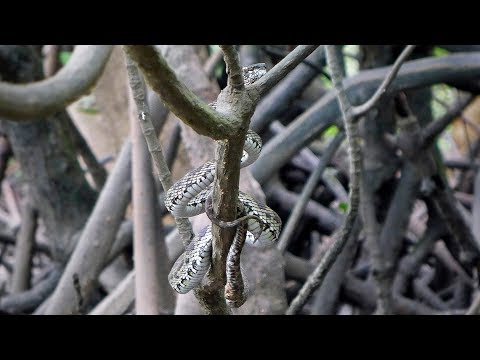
11, 198, 38, 293
423, 94, 475, 148
123, 45, 237, 140
286, 45, 362, 315
352, 45, 416, 117
124, 55, 193, 246
89, 270, 135, 315
128, 73, 175, 314
0, 265, 62, 313
252, 52, 480, 184
277, 132, 345, 253
0, 45, 113, 120
220, 45, 244, 90
250, 45, 319, 100
44, 139, 133, 314
250, 46, 326, 134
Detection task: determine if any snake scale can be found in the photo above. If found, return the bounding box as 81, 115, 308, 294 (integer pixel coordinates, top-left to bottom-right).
165, 63, 282, 304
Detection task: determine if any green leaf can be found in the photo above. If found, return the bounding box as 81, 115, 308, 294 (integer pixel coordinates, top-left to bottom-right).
338, 202, 349, 213
437, 137, 452, 153
324, 125, 339, 138
433, 47, 449, 57
320, 70, 332, 89
59, 51, 72, 66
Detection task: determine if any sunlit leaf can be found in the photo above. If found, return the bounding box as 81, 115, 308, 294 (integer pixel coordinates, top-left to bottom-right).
59, 51, 72, 66
324, 125, 339, 138
432, 47, 449, 57
338, 202, 349, 213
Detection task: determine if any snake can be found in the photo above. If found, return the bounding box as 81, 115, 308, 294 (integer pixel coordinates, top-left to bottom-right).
165, 63, 282, 301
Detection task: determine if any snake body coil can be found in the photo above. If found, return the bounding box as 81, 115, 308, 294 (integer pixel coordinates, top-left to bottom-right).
165, 64, 282, 296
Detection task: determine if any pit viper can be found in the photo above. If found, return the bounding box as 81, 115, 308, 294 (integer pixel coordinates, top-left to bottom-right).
165, 63, 282, 304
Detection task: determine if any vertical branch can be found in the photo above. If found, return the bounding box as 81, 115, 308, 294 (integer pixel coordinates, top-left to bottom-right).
129, 77, 175, 315
219, 45, 244, 90
195, 46, 256, 314
326, 45, 362, 215
286, 45, 361, 315
124, 54, 194, 246
11, 198, 38, 293
352, 45, 416, 117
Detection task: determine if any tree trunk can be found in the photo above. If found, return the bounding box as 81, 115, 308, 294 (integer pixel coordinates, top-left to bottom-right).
0, 45, 96, 262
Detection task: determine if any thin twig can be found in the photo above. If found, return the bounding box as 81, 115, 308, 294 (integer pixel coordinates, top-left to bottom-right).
124, 55, 193, 246
251, 45, 319, 100
128, 72, 175, 314
219, 46, 244, 90
352, 45, 416, 117
422, 93, 474, 147
277, 132, 345, 253
286, 45, 361, 315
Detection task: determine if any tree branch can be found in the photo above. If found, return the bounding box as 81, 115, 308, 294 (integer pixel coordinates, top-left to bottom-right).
0, 265, 62, 314
277, 132, 345, 253
128, 74, 175, 314
124, 55, 193, 246
0, 45, 113, 120
250, 45, 319, 100
352, 45, 416, 117
431, 175, 480, 257
220, 45, 244, 90
251, 52, 480, 185
44, 139, 132, 314
286, 45, 362, 315
123, 45, 237, 140
89, 270, 135, 315
11, 198, 38, 293
250, 46, 326, 134
422, 94, 475, 148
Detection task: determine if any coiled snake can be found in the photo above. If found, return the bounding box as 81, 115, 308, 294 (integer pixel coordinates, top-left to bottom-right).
165, 63, 282, 307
